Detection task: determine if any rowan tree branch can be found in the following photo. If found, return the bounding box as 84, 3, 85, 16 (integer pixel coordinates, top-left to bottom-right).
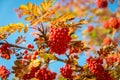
0, 42, 34, 51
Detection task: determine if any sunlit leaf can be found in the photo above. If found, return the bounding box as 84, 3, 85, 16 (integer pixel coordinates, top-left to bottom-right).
27, 2, 32, 10
19, 5, 28, 11
52, 12, 75, 24
39, 0, 55, 14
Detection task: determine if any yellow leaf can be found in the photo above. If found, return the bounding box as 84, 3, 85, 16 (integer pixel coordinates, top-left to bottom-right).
19, 5, 28, 11
71, 34, 78, 39
24, 16, 34, 21
0, 23, 25, 34
32, 4, 39, 16
18, 27, 23, 33
29, 60, 41, 67
27, 2, 32, 10
52, 12, 75, 24
24, 24, 28, 33
39, 0, 55, 13
30, 19, 39, 26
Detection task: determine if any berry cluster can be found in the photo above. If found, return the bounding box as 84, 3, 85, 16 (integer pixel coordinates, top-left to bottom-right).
87, 57, 113, 80
96, 0, 108, 8
60, 64, 73, 79
22, 67, 38, 80
103, 37, 112, 45
35, 68, 56, 80
105, 56, 118, 65
23, 44, 38, 60
23, 67, 56, 80
49, 27, 71, 54
69, 47, 81, 54
23, 51, 38, 60
0, 43, 12, 59
0, 65, 10, 79
103, 17, 120, 29
109, 17, 120, 29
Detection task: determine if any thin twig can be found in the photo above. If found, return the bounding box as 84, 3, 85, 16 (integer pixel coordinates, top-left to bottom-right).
0, 42, 34, 51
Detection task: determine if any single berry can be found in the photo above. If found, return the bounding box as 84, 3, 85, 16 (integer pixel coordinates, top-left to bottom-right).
33, 51, 38, 55
23, 50, 28, 54
87, 24, 93, 32
23, 55, 27, 59
26, 44, 32, 49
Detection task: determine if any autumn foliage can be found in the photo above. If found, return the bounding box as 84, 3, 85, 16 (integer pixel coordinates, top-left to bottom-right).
0, 0, 120, 80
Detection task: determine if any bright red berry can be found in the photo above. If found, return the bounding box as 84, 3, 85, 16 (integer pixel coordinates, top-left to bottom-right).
26, 44, 32, 49
23, 50, 28, 54
27, 55, 31, 59
33, 51, 38, 55
31, 45, 34, 49
23, 55, 27, 59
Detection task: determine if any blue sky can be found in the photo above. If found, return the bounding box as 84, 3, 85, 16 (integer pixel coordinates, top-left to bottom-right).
0, 0, 118, 79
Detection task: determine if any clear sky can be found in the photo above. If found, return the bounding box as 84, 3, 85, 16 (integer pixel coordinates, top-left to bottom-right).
0, 0, 118, 79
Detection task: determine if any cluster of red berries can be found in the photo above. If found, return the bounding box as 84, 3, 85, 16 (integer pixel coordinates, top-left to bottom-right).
23, 67, 56, 80
103, 37, 112, 45
96, 0, 108, 8
69, 47, 81, 54
103, 17, 120, 29
105, 56, 119, 65
23, 44, 38, 60
0, 43, 12, 59
23, 67, 38, 80
87, 57, 113, 80
60, 64, 73, 79
49, 27, 71, 55
23, 50, 38, 60
0, 65, 10, 79
109, 17, 120, 29
35, 67, 56, 80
